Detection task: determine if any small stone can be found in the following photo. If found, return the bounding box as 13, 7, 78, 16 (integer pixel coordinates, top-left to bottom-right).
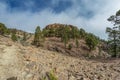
69, 75, 76, 80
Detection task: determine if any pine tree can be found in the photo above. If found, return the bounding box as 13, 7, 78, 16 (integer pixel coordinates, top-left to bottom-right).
75, 38, 79, 48
63, 30, 68, 48
106, 10, 120, 57
23, 32, 27, 41
33, 26, 43, 47
79, 28, 86, 39
61, 25, 70, 48
71, 27, 79, 39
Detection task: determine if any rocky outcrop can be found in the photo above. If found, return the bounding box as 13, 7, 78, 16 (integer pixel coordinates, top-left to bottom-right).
44, 23, 78, 30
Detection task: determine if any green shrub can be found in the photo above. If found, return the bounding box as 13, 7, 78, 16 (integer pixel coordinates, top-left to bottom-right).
11, 33, 17, 42
85, 33, 99, 51
0, 23, 9, 35
41, 76, 47, 80
47, 71, 58, 80
68, 44, 72, 50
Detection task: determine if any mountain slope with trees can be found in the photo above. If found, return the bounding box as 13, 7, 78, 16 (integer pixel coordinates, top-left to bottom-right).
0, 22, 110, 58
0, 9, 120, 80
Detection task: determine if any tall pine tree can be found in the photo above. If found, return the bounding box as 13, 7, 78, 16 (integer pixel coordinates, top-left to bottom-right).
61, 25, 70, 48
33, 26, 43, 47
106, 10, 120, 57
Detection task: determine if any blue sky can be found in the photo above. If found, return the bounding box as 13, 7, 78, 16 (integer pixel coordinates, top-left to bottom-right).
1, 0, 72, 13
0, 0, 120, 39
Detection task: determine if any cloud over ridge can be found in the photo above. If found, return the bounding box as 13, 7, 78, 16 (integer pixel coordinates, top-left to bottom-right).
0, 0, 120, 39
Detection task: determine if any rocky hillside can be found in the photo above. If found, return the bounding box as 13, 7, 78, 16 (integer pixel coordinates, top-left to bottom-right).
0, 35, 120, 80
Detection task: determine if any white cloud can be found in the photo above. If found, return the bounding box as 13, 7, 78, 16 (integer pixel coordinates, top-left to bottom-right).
0, 0, 120, 39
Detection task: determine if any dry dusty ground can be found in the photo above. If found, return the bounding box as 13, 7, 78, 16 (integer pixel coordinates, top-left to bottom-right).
0, 36, 120, 80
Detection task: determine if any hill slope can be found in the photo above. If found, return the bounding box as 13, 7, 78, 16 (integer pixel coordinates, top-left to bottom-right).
0, 36, 120, 80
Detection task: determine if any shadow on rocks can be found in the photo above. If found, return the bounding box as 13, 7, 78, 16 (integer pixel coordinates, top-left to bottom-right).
7, 77, 17, 80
